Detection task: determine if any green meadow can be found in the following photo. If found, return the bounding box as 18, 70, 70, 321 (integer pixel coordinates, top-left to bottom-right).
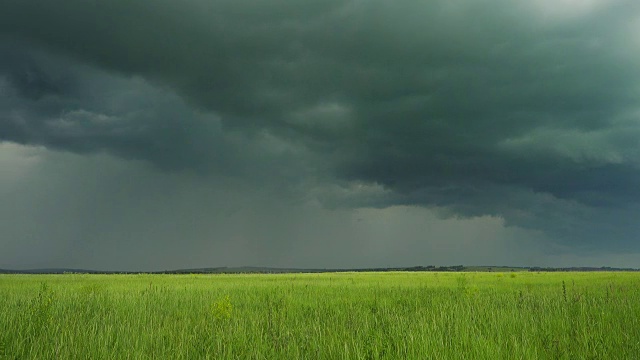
1, 272, 639, 359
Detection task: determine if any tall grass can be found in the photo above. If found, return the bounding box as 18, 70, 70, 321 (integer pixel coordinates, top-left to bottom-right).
1, 272, 639, 359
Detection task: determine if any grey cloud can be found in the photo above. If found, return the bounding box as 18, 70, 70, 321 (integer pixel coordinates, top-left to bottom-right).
2, 0, 640, 253
0, 44, 318, 191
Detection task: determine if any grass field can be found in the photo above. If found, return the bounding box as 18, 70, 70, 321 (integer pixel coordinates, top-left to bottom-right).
1, 272, 639, 359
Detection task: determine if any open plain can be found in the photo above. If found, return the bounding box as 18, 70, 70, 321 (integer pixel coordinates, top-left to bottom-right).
1, 272, 639, 359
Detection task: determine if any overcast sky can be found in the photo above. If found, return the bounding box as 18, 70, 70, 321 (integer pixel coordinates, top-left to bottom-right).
2, 0, 640, 271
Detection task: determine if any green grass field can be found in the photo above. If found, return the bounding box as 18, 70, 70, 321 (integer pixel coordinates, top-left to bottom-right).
1, 272, 639, 359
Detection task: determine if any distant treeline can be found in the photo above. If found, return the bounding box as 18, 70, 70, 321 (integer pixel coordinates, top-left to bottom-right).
1, 265, 638, 274
527, 266, 639, 272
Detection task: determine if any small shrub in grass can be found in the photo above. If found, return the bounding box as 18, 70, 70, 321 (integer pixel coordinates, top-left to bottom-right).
456, 275, 468, 291
211, 295, 233, 321
465, 285, 480, 298
29, 282, 55, 331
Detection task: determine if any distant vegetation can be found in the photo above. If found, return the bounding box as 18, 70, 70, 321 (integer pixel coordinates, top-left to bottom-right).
1, 265, 638, 274
1, 272, 639, 358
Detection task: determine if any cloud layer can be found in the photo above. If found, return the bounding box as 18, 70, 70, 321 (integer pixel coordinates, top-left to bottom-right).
2, 0, 640, 267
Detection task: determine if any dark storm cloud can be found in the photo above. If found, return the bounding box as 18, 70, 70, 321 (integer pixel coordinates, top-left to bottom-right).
2, 0, 640, 250
0, 43, 316, 187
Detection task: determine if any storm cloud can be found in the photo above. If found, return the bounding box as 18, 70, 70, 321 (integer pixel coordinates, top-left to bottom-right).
1, 0, 640, 269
